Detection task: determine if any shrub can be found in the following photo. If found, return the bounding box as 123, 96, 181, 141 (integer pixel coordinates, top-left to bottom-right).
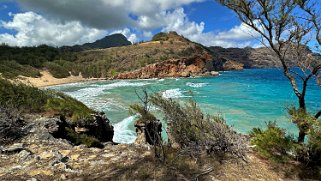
0, 60, 40, 78
45, 91, 94, 122
0, 78, 94, 121
249, 122, 296, 162
150, 95, 248, 159
0, 106, 27, 145
0, 78, 50, 112
306, 120, 321, 165
44, 62, 70, 78
65, 127, 103, 148
152, 32, 168, 41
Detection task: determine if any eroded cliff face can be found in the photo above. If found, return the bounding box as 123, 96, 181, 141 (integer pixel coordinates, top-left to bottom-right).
115, 53, 217, 79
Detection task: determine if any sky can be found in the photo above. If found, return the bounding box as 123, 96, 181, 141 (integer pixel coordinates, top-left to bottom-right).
0, 0, 262, 48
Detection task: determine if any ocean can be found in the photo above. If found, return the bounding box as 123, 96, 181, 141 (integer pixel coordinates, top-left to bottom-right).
48, 68, 321, 143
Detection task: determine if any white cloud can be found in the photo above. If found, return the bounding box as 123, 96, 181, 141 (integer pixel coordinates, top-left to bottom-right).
0, 1, 261, 47
18, 0, 205, 29
159, 8, 260, 47
0, 12, 106, 47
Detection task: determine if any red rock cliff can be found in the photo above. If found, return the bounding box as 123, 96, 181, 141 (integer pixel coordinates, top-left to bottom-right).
115, 53, 216, 79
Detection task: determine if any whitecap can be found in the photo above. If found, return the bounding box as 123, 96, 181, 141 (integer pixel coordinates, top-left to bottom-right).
186, 82, 209, 88
162, 88, 183, 98
100, 81, 150, 90
113, 115, 137, 144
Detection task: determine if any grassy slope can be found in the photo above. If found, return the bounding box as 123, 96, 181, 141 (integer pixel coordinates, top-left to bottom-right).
0, 32, 212, 79
0, 78, 93, 121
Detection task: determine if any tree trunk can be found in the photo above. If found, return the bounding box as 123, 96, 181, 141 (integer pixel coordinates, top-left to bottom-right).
298, 129, 306, 143
298, 96, 306, 143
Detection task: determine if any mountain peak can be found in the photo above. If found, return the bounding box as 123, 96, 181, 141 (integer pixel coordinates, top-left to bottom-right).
151, 31, 190, 42
82, 34, 131, 49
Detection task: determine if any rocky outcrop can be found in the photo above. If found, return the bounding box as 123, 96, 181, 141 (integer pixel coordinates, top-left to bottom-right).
115, 53, 218, 79
213, 57, 244, 71
210, 46, 321, 68
134, 119, 162, 145
223, 60, 244, 70
74, 112, 114, 143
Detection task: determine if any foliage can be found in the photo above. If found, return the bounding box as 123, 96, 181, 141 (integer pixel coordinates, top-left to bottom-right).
43, 62, 70, 78
45, 91, 94, 122
0, 78, 50, 112
0, 78, 94, 121
249, 122, 296, 162
65, 127, 103, 148
129, 104, 156, 123
152, 32, 169, 41
0, 60, 41, 78
0, 106, 27, 145
305, 118, 321, 165
150, 95, 248, 159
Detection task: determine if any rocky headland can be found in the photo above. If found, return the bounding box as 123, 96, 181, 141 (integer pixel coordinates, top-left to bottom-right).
0, 113, 304, 181
115, 53, 219, 79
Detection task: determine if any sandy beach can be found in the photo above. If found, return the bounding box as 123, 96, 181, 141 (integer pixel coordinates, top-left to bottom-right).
17, 71, 106, 88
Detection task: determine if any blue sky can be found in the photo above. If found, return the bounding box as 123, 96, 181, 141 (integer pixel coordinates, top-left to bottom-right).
0, 0, 260, 47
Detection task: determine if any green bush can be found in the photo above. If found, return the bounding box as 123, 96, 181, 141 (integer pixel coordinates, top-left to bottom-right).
0, 78, 94, 121
0, 78, 50, 112
65, 128, 103, 148
249, 122, 296, 162
152, 32, 169, 41
45, 92, 94, 122
0, 60, 40, 78
44, 62, 70, 78
306, 120, 321, 165
150, 95, 248, 159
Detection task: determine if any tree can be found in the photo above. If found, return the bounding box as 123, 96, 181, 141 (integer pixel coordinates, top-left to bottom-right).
218, 0, 321, 142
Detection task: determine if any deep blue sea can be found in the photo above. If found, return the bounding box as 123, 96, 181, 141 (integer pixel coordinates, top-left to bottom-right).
49, 69, 321, 143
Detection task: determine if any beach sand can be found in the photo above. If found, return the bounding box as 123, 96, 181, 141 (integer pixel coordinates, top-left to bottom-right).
17, 71, 105, 88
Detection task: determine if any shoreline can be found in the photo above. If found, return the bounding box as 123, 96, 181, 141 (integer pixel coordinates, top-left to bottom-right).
17, 71, 107, 88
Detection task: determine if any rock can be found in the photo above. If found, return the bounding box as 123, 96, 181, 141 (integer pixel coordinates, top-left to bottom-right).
210, 71, 219, 76
60, 150, 71, 157
115, 53, 214, 79
210, 46, 318, 69
70, 154, 80, 161
134, 119, 162, 145
74, 126, 89, 134
60, 174, 67, 180
223, 60, 244, 71
28, 169, 54, 176
39, 151, 54, 160
18, 150, 32, 160
1, 143, 24, 153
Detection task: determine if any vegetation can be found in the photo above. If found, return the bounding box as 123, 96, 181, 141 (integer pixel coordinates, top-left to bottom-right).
0, 78, 93, 119
150, 95, 248, 159
250, 116, 321, 166
250, 122, 296, 162
152, 32, 169, 41
65, 128, 103, 148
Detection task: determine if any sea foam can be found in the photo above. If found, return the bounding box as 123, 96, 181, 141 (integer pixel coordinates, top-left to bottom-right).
113, 115, 137, 144
186, 82, 209, 88
162, 88, 183, 98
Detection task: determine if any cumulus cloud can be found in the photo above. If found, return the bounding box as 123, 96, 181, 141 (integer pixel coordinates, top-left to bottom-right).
0, 0, 261, 47
0, 12, 106, 46
18, 0, 204, 29
160, 8, 260, 47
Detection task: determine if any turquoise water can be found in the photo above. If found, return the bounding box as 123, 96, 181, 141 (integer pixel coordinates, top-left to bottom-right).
49, 69, 321, 143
